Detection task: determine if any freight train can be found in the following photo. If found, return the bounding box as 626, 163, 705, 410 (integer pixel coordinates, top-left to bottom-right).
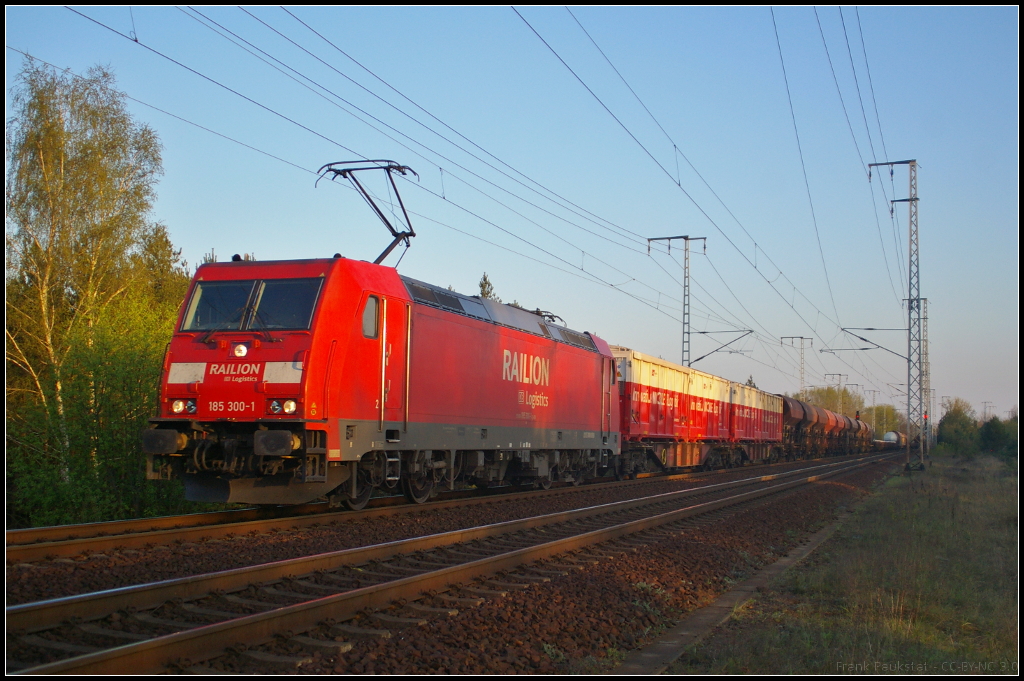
142, 255, 876, 509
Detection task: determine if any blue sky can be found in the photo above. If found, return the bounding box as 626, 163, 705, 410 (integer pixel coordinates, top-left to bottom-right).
6, 6, 1018, 419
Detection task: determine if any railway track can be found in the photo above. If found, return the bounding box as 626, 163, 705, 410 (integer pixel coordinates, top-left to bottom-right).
6, 454, 893, 674
5, 455, 868, 564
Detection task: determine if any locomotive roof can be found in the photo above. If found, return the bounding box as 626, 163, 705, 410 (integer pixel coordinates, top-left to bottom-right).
401, 275, 598, 352
189, 258, 601, 352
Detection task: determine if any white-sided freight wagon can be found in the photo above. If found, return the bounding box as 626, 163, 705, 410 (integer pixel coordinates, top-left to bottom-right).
611, 346, 783, 474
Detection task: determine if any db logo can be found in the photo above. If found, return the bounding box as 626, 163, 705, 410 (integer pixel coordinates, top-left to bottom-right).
518, 390, 526, 404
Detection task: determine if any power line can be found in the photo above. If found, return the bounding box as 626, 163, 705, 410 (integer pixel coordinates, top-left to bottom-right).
839, 7, 876, 161
57, 9, 887, 392
278, 7, 653, 247
512, 5, 905, 398
182, 6, 648, 257
813, 7, 867, 172
25, 20, 687, 328
770, 7, 842, 327
184, 4, 716, 312
563, 6, 890, 389
172, 7, 710, 313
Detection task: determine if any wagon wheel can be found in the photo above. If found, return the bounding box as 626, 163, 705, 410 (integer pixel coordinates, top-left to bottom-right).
344, 468, 373, 511
402, 451, 433, 504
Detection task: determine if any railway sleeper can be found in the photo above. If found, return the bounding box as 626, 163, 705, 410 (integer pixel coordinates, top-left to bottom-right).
330, 623, 391, 640
403, 602, 459, 617
241, 649, 313, 669
289, 635, 353, 653
369, 612, 428, 628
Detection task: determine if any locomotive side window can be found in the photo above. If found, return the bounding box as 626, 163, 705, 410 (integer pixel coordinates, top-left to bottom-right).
362, 296, 379, 338
181, 280, 257, 331
250, 279, 323, 330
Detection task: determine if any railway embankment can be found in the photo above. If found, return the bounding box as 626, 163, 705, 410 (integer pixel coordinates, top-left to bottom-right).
666, 451, 1018, 674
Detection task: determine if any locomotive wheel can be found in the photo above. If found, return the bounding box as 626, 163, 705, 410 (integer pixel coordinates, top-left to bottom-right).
402, 471, 433, 504
344, 470, 373, 511
402, 451, 434, 504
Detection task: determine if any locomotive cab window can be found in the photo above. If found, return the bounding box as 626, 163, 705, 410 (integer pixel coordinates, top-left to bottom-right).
362, 295, 379, 338
181, 278, 323, 332
249, 279, 323, 330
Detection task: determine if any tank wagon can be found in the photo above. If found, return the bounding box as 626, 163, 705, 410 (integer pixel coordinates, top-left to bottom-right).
142, 256, 619, 509
881, 430, 908, 450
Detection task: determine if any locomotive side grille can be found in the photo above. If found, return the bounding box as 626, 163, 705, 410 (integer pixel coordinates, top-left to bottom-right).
401, 275, 600, 353
406, 282, 439, 305
433, 291, 465, 312
559, 329, 597, 350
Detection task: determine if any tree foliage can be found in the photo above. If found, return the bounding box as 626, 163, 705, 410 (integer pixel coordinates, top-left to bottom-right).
865, 403, 906, 437
978, 414, 1017, 458
6, 59, 191, 526
937, 397, 978, 455
791, 386, 866, 419
478, 272, 500, 302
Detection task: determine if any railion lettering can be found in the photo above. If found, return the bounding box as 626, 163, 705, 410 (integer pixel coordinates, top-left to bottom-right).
502, 350, 550, 387
208, 363, 262, 376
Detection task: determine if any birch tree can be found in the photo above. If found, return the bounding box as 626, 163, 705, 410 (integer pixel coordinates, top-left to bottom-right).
6, 59, 163, 482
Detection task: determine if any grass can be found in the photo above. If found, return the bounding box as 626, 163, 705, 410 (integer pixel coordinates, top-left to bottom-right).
668, 452, 1019, 674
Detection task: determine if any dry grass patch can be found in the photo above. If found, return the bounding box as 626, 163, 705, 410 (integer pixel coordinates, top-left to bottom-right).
668, 454, 1018, 674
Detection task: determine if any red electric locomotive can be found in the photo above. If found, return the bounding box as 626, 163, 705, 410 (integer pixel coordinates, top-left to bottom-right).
142, 256, 621, 508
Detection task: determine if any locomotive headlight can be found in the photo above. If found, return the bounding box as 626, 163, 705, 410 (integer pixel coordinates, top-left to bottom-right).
233, 343, 248, 358
269, 400, 282, 414
283, 400, 297, 414
171, 399, 186, 414
185, 400, 197, 414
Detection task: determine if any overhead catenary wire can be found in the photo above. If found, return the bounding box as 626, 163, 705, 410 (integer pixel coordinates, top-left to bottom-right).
10, 29, 686, 333
282, 7, 897, 393
51, 9, 893, 393
173, 7, 717, 316
560, 6, 862, 386
188, 5, 801, 351
515, 7, 861, 364
771, 7, 842, 329
235, 3, 876, 382
279, 6, 654, 247
838, 6, 903, 304
181, 6, 651, 258
185, 3, 719, 310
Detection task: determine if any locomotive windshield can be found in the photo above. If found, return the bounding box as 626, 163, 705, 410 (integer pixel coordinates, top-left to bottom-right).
181, 278, 323, 332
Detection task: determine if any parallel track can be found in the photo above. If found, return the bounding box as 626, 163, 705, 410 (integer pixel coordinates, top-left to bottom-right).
7, 454, 893, 674
5, 455, 869, 564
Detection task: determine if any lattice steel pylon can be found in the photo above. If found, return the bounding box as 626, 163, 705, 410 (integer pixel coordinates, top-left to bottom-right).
782, 337, 812, 401
869, 159, 924, 470
648, 235, 705, 366
922, 298, 931, 455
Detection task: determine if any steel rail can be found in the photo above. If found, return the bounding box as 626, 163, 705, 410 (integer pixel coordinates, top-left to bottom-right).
6, 455, 852, 563
4, 463, 729, 548
7, 455, 877, 632
16, 455, 890, 675
10, 455, 891, 675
